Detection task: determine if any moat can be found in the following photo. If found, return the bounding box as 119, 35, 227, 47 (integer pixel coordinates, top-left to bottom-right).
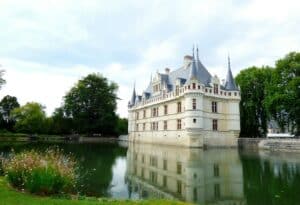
1, 141, 300, 205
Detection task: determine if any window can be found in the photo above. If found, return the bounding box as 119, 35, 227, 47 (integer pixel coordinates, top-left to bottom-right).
164, 121, 167, 130
214, 164, 219, 177
212, 101, 217, 113
163, 176, 167, 187
213, 84, 218, 94
143, 123, 146, 131
150, 156, 158, 167
163, 159, 167, 170
177, 102, 182, 113
214, 184, 220, 198
228, 92, 231, 96
192, 83, 196, 89
177, 181, 182, 194
143, 110, 146, 118
136, 123, 139, 131
150, 171, 157, 184
152, 107, 159, 117
193, 118, 197, 123
234, 92, 237, 96
212, 119, 218, 131
151, 122, 155, 130
193, 188, 198, 202
177, 119, 182, 130
142, 155, 145, 163
141, 168, 145, 179
192, 98, 196, 110
177, 162, 182, 175
205, 88, 208, 92
175, 85, 179, 96
156, 122, 158, 130
136, 112, 139, 120
164, 105, 168, 115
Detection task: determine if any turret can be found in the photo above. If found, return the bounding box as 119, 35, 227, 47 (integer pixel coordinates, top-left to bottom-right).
224, 56, 238, 90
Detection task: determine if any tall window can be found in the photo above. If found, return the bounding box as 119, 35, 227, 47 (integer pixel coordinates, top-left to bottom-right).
177, 162, 182, 174
177, 102, 182, 113
192, 98, 196, 110
214, 164, 219, 177
192, 83, 196, 89
143, 110, 146, 118
136, 112, 139, 120
136, 123, 139, 131
212, 119, 218, 131
152, 107, 158, 117
143, 123, 146, 131
176, 85, 179, 96
212, 101, 217, 113
164, 105, 168, 115
177, 119, 182, 130
213, 84, 218, 94
164, 121, 167, 130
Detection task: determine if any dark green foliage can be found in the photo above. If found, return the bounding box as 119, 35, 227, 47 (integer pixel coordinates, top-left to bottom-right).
0, 70, 6, 90
0, 95, 20, 131
265, 52, 300, 135
11, 102, 47, 134
116, 118, 128, 135
63, 73, 119, 135
236, 66, 273, 137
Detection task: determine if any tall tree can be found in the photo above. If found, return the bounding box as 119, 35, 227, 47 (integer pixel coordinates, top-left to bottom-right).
265, 52, 300, 135
0, 70, 6, 89
63, 73, 118, 135
0, 95, 20, 131
11, 102, 47, 134
236, 66, 273, 137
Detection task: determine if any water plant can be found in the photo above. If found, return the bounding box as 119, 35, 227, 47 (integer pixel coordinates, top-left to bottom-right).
2, 148, 77, 195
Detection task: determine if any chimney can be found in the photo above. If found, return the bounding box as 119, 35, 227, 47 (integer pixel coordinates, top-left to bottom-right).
184, 55, 193, 69
165, 67, 170, 74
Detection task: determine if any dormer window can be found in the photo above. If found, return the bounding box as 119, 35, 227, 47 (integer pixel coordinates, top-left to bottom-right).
153, 83, 161, 93
213, 84, 218, 94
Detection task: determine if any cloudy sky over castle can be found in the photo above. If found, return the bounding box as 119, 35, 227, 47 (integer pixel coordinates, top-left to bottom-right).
0, 0, 299, 117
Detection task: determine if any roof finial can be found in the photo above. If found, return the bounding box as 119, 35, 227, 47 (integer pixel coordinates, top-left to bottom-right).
228, 53, 231, 70
192, 44, 195, 58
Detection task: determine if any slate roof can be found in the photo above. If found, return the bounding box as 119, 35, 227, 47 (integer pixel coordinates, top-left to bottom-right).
129, 50, 238, 107
224, 56, 238, 90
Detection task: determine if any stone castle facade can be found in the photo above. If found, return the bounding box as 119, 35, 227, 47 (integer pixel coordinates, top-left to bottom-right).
128, 48, 240, 147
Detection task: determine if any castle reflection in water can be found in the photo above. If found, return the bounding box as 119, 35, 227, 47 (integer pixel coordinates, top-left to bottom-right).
125, 143, 245, 205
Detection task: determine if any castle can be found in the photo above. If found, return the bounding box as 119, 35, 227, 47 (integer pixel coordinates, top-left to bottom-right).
128, 48, 240, 147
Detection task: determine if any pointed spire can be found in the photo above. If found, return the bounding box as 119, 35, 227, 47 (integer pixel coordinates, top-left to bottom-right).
194, 45, 212, 85
224, 54, 238, 90
189, 45, 198, 81
130, 82, 136, 106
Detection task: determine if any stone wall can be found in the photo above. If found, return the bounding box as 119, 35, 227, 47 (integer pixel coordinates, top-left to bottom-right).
238, 138, 300, 152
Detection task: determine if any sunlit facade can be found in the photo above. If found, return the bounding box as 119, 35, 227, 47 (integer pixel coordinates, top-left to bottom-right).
128, 48, 240, 147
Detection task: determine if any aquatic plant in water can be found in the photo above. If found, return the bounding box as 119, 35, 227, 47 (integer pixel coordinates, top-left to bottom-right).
2, 148, 78, 195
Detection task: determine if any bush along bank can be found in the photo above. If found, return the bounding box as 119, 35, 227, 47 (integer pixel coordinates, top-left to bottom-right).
2, 148, 77, 195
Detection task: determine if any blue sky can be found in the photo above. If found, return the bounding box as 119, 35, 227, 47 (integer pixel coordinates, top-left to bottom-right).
0, 0, 299, 117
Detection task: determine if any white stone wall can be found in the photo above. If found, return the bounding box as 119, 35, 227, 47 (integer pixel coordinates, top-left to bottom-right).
128, 85, 240, 147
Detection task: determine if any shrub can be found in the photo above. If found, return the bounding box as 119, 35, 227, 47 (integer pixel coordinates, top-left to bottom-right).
0, 154, 4, 176
3, 148, 77, 195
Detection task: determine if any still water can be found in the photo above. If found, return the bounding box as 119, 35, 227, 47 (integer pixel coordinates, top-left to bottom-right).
1, 141, 300, 205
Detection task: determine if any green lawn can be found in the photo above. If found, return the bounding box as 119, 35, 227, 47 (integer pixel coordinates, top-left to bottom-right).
0, 177, 191, 205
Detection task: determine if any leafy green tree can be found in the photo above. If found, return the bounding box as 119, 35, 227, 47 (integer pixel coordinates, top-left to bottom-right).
0, 95, 20, 131
236, 66, 273, 137
11, 102, 47, 134
49, 107, 73, 134
63, 73, 118, 135
116, 117, 128, 135
265, 52, 300, 135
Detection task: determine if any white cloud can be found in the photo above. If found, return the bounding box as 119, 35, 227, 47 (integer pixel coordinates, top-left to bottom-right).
0, 0, 300, 119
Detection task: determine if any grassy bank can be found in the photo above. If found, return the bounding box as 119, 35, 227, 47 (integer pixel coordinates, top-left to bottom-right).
0, 177, 191, 205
